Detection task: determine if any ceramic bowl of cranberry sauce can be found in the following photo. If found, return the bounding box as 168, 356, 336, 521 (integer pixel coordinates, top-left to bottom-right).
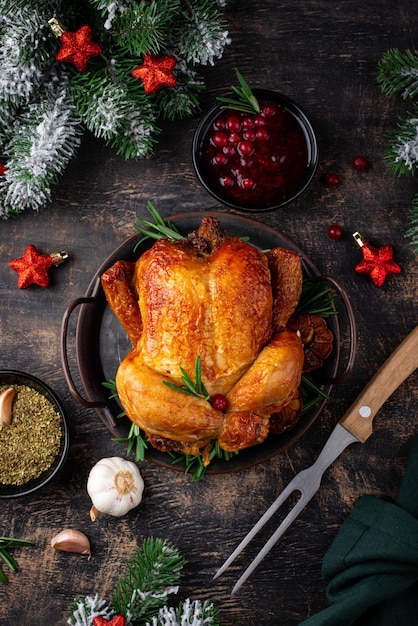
192, 89, 318, 212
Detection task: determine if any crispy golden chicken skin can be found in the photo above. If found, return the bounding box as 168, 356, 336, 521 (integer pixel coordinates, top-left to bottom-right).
101, 217, 304, 463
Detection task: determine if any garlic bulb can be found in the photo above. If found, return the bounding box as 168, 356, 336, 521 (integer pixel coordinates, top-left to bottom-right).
51, 529, 91, 555
87, 456, 144, 521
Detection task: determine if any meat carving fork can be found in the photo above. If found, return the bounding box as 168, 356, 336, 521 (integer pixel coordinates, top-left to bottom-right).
214, 325, 418, 594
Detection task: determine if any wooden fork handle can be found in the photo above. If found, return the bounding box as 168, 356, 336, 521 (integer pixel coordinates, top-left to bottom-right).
339, 325, 418, 442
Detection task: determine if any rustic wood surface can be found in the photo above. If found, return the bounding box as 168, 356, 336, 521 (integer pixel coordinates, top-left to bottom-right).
1, 1, 417, 624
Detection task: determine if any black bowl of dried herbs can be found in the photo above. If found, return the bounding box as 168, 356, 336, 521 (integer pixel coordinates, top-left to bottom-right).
0, 371, 69, 498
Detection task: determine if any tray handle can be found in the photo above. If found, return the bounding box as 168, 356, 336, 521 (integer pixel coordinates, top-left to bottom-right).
61, 296, 108, 410
321, 275, 357, 384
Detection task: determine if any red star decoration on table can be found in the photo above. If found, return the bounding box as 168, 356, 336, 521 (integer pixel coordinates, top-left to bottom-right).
355, 241, 401, 287
56, 24, 103, 72
131, 54, 177, 94
0, 161, 7, 176
93, 616, 126, 626
9, 244, 56, 289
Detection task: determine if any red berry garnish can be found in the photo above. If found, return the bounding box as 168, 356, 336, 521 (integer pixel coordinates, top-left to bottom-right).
211, 394, 228, 411
322, 172, 341, 187
237, 140, 254, 157
352, 155, 369, 170
327, 224, 344, 240
226, 115, 241, 131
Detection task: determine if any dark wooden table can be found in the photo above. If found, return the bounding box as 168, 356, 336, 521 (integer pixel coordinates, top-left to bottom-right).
1, 2, 417, 624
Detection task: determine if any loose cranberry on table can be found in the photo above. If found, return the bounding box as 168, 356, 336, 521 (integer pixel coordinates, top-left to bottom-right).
352, 155, 369, 170
322, 172, 341, 187
327, 224, 344, 240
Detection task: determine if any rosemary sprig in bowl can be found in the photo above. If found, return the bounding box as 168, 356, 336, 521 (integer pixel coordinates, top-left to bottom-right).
216, 70, 261, 114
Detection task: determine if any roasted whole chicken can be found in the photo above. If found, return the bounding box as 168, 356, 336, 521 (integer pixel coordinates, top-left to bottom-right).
101, 217, 305, 465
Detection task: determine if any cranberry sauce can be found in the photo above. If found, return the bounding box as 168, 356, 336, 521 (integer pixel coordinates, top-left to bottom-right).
198, 99, 310, 210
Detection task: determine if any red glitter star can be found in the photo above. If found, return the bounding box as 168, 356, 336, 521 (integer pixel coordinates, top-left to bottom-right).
131, 54, 177, 94
355, 241, 401, 287
9, 244, 56, 289
56, 24, 103, 72
93, 616, 126, 626
0, 161, 7, 176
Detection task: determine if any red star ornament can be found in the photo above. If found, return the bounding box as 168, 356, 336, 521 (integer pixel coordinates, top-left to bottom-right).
9, 245, 57, 289
93, 616, 126, 626
132, 54, 177, 94
353, 232, 401, 287
56, 24, 103, 72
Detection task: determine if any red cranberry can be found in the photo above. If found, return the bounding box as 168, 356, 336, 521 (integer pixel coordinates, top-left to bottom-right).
242, 117, 255, 129
243, 129, 256, 141
237, 140, 254, 157
256, 128, 270, 141
327, 224, 344, 240
220, 176, 234, 187
261, 103, 278, 117
225, 115, 241, 131
211, 394, 228, 411
228, 132, 241, 144
213, 118, 225, 130
322, 172, 341, 187
223, 145, 236, 157
241, 177, 256, 190
213, 153, 227, 166
211, 131, 229, 148
254, 115, 266, 126
352, 155, 369, 170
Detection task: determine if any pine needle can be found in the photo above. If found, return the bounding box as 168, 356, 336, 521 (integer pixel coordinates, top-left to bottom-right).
405, 192, 418, 253
377, 48, 418, 99
111, 538, 185, 622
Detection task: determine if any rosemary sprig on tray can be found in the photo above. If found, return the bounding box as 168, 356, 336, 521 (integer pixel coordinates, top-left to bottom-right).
162, 356, 210, 400
170, 443, 239, 482
0, 536, 34, 584
296, 279, 336, 317
133, 201, 185, 249
217, 70, 261, 114
103, 379, 148, 462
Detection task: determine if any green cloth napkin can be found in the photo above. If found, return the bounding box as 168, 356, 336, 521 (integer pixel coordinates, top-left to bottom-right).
300, 434, 418, 626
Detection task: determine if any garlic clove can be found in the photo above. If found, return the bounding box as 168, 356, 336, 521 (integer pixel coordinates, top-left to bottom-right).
51, 529, 91, 556
0, 387, 16, 426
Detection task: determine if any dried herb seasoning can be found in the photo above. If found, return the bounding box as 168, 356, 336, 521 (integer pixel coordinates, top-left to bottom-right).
0, 384, 62, 485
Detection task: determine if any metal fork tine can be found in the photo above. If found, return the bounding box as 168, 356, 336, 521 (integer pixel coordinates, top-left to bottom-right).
214, 424, 359, 593
231, 487, 317, 594
213, 476, 304, 582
